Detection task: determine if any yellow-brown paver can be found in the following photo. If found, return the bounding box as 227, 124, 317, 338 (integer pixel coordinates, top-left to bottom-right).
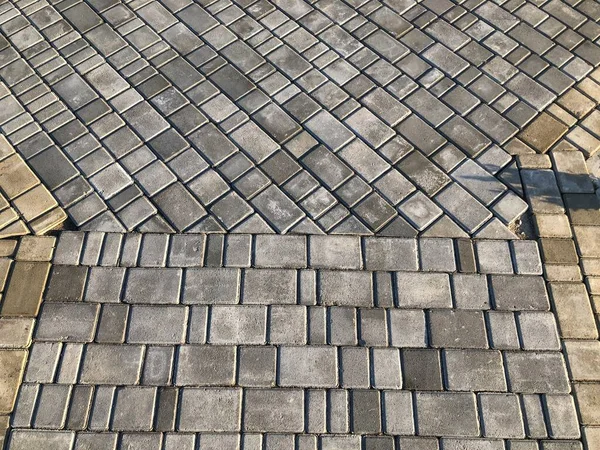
1, 261, 51, 316
0, 350, 26, 414
518, 112, 569, 153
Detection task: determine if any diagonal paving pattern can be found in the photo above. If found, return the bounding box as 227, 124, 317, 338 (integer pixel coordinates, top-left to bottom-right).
1, 0, 600, 235
0, 0, 600, 449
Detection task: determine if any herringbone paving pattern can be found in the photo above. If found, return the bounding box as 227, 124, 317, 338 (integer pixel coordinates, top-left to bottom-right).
1, 0, 600, 236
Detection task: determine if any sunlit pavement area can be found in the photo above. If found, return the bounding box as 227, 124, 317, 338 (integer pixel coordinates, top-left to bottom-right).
0, 0, 600, 448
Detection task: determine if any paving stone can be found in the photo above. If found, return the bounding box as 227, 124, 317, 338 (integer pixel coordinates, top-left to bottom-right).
179, 388, 241, 432
402, 349, 443, 391
124, 268, 182, 304
243, 389, 304, 432
279, 346, 337, 387
476, 240, 513, 274
9, 430, 75, 450
320, 270, 372, 306
430, 310, 488, 349
419, 238, 455, 272
80, 344, 143, 385
549, 283, 598, 339
416, 392, 479, 437
364, 237, 417, 271
490, 275, 550, 310
112, 387, 157, 431
243, 269, 296, 304
505, 352, 570, 393
1, 261, 50, 316
518, 113, 569, 153
0, 350, 26, 415
480, 393, 525, 438
176, 345, 236, 386
210, 305, 266, 344
36, 303, 99, 342
396, 272, 451, 308
84, 267, 125, 303
128, 305, 187, 344
184, 268, 241, 304
545, 394, 580, 439
563, 340, 600, 381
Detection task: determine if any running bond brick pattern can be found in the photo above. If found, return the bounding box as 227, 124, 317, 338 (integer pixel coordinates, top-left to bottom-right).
1, 232, 590, 450
0, 0, 598, 236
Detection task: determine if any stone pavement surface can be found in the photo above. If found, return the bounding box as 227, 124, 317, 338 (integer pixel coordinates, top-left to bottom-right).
0, 230, 598, 450
1, 0, 600, 448
0, 0, 599, 236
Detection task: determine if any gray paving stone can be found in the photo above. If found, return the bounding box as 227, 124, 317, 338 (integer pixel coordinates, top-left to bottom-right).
364, 237, 417, 271
183, 268, 240, 304
490, 275, 550, 310
279, 346, 337, 387
435, 183, 492, 233
476, 240, 514, 274
176, 345, 236, 386
243, 389, 304, 432
36, 303, 99, 342
396, 272, 451, 308
80, 344, 143, 385
127, 305, 187, 344
8, 430, 75, 450
238, 346, 276, 387
505, 352, 570, 393
243, 269, 296, 304
254, 235, 307, 268
124, 268, 182, 304
416, 392, 479, 437
179, 388, 241, 432
320, 270, 372, 307
419, 238, 455, 272
112, 387, 156, 431
430, 310, 488, 349
210, 305, 266, 344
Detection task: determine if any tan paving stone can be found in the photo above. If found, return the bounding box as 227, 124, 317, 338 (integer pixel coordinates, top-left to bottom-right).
29, 207, 67, 236
12, 185, 57, 222
0, 155, 39, 200
557, 88, 596, 119
0, 318, 34, 348
574, 383, 600, 425
518, 113, 568, 153
564, 340, 600, 381
547, 103, 577, 127
1, 261, 51, 317
0, 241, 17, 257
0, 350, 26, 414
0, 221, 28, 239
573, 226, 600, 258
15, 236, 56, 261
567, 127, 600, 157
582, 110, 600, 137
0, 208, 19, 230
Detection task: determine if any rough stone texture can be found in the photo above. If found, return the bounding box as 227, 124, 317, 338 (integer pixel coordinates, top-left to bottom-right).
3, 0, 600, 439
